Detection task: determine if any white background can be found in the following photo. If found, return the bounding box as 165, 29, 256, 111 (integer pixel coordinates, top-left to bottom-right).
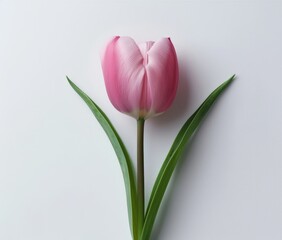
0, 0, 281, 239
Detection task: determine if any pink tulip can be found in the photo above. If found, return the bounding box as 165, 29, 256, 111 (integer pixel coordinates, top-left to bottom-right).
101, 36, 179, 119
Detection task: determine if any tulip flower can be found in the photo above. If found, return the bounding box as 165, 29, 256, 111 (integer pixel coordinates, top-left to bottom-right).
101, 36, 179, 119
101, 36, 179, 237
67, 35, 235, 239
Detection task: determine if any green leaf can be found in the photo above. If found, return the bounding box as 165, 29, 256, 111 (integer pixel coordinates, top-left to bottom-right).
141, 75, 235, 240
66, 77, 138, 239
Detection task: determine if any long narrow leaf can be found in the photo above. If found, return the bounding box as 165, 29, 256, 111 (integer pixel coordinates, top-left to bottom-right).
141, 75, 235, 240
67, 77, 138, 239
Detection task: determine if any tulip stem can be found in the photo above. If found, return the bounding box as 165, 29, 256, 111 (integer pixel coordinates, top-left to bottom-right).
137, 118, 145, 238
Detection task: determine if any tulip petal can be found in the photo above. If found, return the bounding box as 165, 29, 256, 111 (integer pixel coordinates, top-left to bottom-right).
146, 38, 179, 114
101, 37, 147, 117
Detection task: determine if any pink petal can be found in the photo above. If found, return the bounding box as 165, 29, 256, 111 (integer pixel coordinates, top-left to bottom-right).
101, 36, 146, 116
145, 38, 179, 114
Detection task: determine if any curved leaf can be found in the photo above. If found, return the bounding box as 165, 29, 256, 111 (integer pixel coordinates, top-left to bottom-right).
66, 77, 138, 239
141, 75, 235, 240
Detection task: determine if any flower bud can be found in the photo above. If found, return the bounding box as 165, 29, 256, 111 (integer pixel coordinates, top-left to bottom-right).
101, 36, 179, 119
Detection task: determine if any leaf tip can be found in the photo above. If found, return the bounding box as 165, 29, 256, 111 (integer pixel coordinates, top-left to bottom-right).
66, 76, 76, 90
225, 74, 236, 86
66, 75, 71, 83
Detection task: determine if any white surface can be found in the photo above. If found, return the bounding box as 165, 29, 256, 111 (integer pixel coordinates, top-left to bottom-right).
0, 0, 282, 239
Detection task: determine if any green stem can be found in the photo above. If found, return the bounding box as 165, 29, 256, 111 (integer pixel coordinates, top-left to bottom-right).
137, 118, 145, 238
